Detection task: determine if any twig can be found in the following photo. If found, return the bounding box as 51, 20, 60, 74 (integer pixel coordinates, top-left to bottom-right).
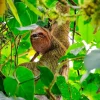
72, 9, 76, 44
47, 61, 68, 99
72, 9, 81, 76
68, 0, 77, 6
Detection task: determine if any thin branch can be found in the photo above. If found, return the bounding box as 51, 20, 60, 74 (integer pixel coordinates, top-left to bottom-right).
47, 61, 68, 99
8, 39, 13, 76
72, 9, 81, 76
72, 9, 76, 44
68, 0, 77, 6
46, 89, 56, 100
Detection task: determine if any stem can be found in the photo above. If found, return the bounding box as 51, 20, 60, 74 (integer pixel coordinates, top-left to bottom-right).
68, 0, 77, 6
72, 9, 76, 44
48, 61, 68, 99
72, 9, 81, 76
8, 38, 13, 76
46, 89, 56, 100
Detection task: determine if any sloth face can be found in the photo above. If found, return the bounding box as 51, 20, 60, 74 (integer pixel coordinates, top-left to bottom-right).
30, 27, 51, 54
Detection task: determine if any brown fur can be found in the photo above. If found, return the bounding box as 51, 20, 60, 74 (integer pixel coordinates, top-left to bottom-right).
20, 1, 70, 77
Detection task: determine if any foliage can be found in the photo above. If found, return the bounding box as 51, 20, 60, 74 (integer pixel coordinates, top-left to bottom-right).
0, 0, 100, 100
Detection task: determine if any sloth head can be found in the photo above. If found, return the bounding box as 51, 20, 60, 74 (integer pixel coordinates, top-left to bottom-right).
30, 27, 51, 54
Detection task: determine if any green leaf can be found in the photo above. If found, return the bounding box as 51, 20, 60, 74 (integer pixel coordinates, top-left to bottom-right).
74, 0, 78, 4
84, 49, 100, 71
0, 17, 3, 22
35, 79, 46, 95
1, 61, 16, 77
22, 0, 43, 16
56, 76, 80, 100
7, 0, 22, 26
15, 2, 31, 26
70, 85, 80, 100
18, 57, 29, 65
16, 66, 34, 100
56, 76, 70, 100
27, 0, 37, 6
80, 95, 89, 100
4, 77, 18, 96
0, 76, 4, 91
7, 2, 38, 35
38, 66, 54, 87
16, 66, 34, 83
36, 18, 49, 27
95, 30, 100, 42
66, 42, 84, 56
15, 2, 38, 26
83, 83, 98, 99
45, 0, 58, 7
18, 41, 30, 54
7, 17, 22, 35
51, 83, 61, 95
0, 55, 7, 64
59, 53, 84, 62
27, 8, 38, 23
1, 42, 11, 57
73, 60, 83, 70
78, 16, 94, 43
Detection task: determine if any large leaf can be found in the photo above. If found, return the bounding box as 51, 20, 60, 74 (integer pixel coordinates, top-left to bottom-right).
69, 85, 80, 100
80, 95, 89, 100
56, 76, 70, 100
15, 2, 31, 26
7, 2, 38, 35
94, 30, 100, 48
21, 0, 43, 16
15, 2, 38, 25
16, 66, 34, 100
38, 66, 54, 87
56, 76, 80, 100
7, 0, 22, 26
35, 79, 46, 95
66, 42, 84, 56
73, 60, 83, 70
44, 0, 58, 7
1, 61, 16, 77
7, 17, 23, 35
4, 77, 18, 96
82, 83, 99, 100
59, 53, 84, 62
78, 16, 94, 43
18, 41, 30, 54
51, 83, 61, 95
84, 49, 100, 71
94, 30, 100, 43
27, 0, 37, 6
4, 66, 34, 100
1, 42, 11, 57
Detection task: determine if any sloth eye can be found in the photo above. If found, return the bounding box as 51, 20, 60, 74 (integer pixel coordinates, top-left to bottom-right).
38, 32, 43, 36
31, 32, 45, 39
32, 34, 38, 37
